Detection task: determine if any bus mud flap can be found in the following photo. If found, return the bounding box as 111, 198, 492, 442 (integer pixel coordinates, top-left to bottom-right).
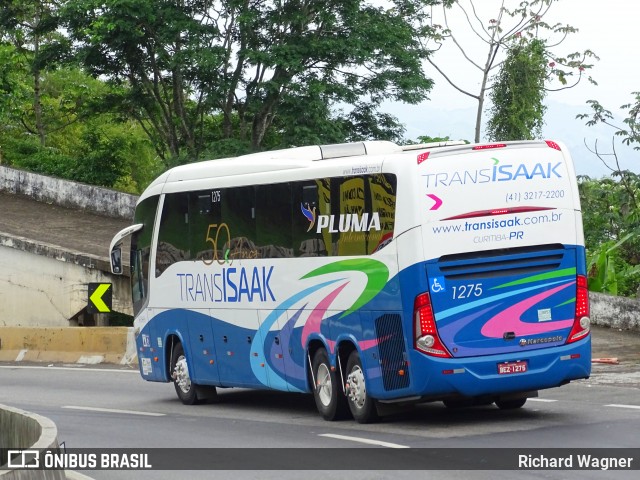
336, 347, 346, 395
307, 350, 317, 391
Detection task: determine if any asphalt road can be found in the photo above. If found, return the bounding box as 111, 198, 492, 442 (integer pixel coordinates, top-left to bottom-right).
1, 326, 639, 480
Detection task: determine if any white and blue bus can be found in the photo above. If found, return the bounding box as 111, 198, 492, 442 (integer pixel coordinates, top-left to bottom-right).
110, 140, 591, 423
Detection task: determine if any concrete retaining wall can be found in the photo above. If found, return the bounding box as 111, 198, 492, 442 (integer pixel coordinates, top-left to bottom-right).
0, 327, 137, 365
0, 242, 133, 327
0, 165, 136, 220
590, 291, 640, 331
0, 404, 63, 480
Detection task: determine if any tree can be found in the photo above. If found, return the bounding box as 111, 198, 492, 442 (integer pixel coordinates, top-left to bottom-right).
578, 174, 640, 296
486, 37, 547, 141
576, 92, 640, 296
578, 92, 640, 152
425, 0, 597, 142
577, 93, 640, 212
61, 0, 436, 164
0, 63, 161, 192
0, 0, 70, 146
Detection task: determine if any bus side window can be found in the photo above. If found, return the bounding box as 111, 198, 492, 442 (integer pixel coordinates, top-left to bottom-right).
256, 183, 293, 258
368, 174, 397, 254
189, 190, 222, 263
293, 181, 327, 257
222, 186, 257, 260
156, 193, 190, 276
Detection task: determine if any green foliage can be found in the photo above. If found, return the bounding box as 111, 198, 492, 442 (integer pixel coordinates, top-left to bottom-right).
0, 43, 30, 121
344, 104, 406, 144
578, 92, 640, 151
1, 0, 430, 189
576, 92, 640, 297
415, 135, 451, 143
60, 0, 435, 163
579, 174, 640, 296
0, 64, 161, 191
4, 138, 76, 178
486, 38, 547, 141
586, 234, 640, 296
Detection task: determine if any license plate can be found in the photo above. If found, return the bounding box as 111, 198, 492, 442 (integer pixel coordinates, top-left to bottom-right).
498, 360, 528, 375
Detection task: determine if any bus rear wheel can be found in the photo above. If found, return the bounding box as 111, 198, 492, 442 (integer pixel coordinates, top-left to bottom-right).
311, 348, 348, 421
345, 351, 378, 424
171, 342, 198, 405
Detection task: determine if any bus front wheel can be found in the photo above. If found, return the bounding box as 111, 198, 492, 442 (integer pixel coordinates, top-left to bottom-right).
345, 351, 378, 424
311, 348, 348, 421
171, 342, 198, 405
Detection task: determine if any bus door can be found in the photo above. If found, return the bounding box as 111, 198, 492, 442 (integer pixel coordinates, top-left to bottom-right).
211, 310, 262, 387
185, 310, 220, 385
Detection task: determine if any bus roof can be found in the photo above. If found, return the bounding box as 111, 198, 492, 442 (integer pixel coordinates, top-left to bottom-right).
139, 141, 401, 201
137, 139, 564, 203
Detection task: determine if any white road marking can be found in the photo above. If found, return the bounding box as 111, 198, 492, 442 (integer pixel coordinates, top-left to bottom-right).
319, 433, 409, 449
0, 365, 137, 373
527, 398, 558, 402
605, 404, 640, 410
62, 406, 165, 417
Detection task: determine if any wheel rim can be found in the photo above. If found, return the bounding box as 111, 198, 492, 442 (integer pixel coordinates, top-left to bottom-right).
174, 354, 191, 394
347, 365, 366, 409
316, 363, 332, 407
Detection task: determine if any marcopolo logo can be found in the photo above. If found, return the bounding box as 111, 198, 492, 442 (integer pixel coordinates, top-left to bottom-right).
300, 203, 381, 234
424, 159, 563, 188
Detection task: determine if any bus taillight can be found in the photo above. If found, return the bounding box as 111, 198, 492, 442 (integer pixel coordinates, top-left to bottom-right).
471, 143, 507, 150
567, 275, 590, 343
414, 292, 451, 358
545, 140, 562, 151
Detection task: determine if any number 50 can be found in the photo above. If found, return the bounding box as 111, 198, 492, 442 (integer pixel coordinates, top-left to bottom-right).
203, 223, 231, 265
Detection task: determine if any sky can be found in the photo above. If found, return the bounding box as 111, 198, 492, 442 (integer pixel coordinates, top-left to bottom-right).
383, 0, 639, 178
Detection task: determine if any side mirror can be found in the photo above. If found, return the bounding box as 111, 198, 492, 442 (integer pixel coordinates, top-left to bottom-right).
109, 223, 143, 275
111, 244, 123, 275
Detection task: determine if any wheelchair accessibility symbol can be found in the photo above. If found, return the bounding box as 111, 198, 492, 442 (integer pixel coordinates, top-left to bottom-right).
430, 276, 446, 294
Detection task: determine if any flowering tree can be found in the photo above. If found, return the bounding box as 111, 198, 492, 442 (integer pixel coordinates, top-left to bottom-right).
425, 0, 597, 142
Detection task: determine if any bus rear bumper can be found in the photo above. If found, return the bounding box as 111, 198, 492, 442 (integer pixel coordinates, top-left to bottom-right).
406, 336, 591, 399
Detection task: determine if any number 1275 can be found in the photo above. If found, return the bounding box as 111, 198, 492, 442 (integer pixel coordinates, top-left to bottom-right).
452, 283, 483, 299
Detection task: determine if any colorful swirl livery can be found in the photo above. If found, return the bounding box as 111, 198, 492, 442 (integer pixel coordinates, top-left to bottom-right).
110, 139, 591, 422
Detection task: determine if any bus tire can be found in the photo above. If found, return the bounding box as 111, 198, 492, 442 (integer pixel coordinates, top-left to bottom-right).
495, 397, 527, 410
345, 350, 379, 424
171, 342, 198, 405
311, 348, 348, 421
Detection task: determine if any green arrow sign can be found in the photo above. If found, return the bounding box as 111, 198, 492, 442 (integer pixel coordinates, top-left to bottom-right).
88, 283, 112, 314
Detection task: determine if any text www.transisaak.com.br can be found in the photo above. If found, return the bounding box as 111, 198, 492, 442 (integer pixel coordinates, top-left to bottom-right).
431, 211, 563, 244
